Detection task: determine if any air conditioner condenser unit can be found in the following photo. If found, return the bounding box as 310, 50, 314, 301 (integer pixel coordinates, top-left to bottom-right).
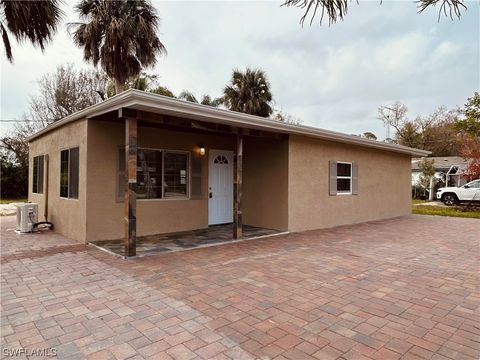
16, 203, 38, 233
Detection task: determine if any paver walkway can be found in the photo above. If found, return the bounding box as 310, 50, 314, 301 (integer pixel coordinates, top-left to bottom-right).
1, 215, 479, 359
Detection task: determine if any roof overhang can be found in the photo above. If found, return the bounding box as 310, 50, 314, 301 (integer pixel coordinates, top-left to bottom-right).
27, 89, 431, 157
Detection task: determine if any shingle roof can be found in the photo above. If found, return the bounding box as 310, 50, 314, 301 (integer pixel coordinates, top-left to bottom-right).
411, 156, 469, 171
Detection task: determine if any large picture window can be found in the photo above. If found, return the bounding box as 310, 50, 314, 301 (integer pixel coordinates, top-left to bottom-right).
60, 147, 79, 199
32, 155, 44, 194
118, 148, 189, 200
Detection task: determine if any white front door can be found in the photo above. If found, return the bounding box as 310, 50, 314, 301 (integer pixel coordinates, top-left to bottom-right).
208, 150, 234, 225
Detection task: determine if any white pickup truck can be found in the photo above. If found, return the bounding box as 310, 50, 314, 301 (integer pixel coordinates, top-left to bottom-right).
436, 179, 480, 206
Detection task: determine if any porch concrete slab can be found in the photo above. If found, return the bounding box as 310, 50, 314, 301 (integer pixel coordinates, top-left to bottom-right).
1, 215, 479, 360
90, 224, 282, 257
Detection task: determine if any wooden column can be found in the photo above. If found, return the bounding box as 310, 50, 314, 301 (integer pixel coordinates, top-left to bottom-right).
121, 109, 137, 258
233, 133, 243, 239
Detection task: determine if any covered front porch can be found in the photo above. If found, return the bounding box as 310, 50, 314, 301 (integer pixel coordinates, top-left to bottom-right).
89, 224, 283, 258
85, 99, 289, 258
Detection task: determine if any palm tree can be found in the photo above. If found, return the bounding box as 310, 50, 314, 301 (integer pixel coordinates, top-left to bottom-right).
178, 91, 223, 107
223, 68, 273, 117
1, 0, 63, 62
69, 0, 166, 94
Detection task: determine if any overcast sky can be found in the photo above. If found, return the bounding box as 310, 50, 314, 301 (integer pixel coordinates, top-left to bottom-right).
1, 0, 478, 138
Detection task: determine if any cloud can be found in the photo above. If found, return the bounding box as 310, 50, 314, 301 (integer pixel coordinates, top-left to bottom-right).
1, 0, 478, 140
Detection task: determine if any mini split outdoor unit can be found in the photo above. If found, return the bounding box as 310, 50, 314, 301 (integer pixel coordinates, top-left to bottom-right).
16, 203, 38, 233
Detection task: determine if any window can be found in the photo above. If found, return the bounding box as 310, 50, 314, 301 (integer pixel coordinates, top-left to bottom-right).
60, 147, 79, 199
336, 162, 352, 194
213, 155, 229, 164
329, 161, 358, 196
118, 148, 189, 200
32, 155, 44, 194
164, 152, 188, 198
467, 180, 480, 189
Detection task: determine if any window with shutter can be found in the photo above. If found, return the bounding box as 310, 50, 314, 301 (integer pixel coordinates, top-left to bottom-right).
330, 161, 358, 196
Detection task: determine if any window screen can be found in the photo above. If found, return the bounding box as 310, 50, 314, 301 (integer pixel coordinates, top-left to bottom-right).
336, 162, 352, 194
60, 147, 79, 199
32, 155, 44, 194
60, 150, 69, 197
137, 149, 163, 199
164, 152, 188, 198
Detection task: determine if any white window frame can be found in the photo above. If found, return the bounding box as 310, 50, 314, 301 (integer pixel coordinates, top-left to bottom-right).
336, 162, 352, 195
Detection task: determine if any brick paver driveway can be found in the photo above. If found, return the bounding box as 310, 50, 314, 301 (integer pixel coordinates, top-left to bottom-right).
1, 215, 479, 360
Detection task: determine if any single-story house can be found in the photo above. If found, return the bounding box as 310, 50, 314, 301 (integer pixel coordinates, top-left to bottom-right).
28, 89, 429, 257
411, 156, 470, 187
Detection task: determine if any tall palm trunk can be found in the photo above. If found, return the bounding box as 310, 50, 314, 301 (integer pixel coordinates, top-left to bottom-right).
114, 79, 123, 95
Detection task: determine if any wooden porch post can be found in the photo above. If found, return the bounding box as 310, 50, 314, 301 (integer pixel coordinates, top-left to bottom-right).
120, 108, 137, 258
234, 132, 243, 239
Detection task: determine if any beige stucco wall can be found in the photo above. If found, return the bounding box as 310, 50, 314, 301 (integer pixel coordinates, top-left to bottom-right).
243, 136, 288, 231
86, 120, 290, 241
288, 135, 411, 232
86, 120, 238, 241
28, 119, 88, 242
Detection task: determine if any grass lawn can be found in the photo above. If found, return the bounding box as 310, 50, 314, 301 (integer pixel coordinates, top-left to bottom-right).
0, 198, 27, 204
412, 199, 429, 205
412, 205, 480, 219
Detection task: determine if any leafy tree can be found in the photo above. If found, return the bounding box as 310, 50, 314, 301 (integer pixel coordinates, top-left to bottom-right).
455, 92, 480, 137
362, 132, 377, 140
177, 91, 223, 107
200, 95, 224, 107
378, 102, 461, 156
0, 151, 26, 198
69, 0, 166, 94
272, 109, 303, 124
418, 158, 436, 198
282, 0, 467, 26
460, 135, 480, 180
456, 93, 480, 179
150, 86, 176, 98
223, 68, 273, 117
1, 0, 63, 62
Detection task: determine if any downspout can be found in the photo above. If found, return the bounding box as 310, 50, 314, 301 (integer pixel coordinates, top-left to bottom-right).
44, 154, 49, 221
33, 154, 53, 231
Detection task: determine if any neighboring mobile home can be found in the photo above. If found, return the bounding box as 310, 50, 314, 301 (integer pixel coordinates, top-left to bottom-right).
28, 89, 429, 256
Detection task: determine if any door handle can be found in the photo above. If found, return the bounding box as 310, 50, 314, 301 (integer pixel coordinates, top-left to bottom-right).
209, 192, 213, 199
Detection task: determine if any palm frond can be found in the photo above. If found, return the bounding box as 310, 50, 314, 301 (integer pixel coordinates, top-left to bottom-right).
1, 0, 63, 62
282, 0, 466, 25
68, 0, 166, 93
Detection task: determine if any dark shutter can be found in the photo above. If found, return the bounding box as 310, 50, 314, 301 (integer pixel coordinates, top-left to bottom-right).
69, 147, 79, 199
190, 153, 202, 200
352, 162, 359, 195
329, 160, 337, 196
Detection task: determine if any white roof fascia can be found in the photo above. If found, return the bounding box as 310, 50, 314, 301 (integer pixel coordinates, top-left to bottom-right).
27, 89, 431, 157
